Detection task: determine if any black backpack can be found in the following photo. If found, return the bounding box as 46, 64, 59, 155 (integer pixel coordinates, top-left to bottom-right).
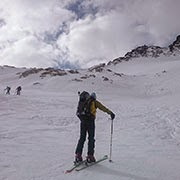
17, 86, 21, 91
76, 91, 93, 119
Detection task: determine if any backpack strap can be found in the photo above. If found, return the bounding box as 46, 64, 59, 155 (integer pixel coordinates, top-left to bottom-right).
84, 98, 95, 116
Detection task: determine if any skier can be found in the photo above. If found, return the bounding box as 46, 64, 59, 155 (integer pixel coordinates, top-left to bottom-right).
4, 86, 11, 95
16, 86, 22, 95
75, 92, 115, 163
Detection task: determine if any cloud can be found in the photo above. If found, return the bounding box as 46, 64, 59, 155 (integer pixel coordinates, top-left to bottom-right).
0, 0, 77, 68
57, 11, 134, 67
0, 0, 180, 69
0, 35, 53, 67
58, 0, 180, 67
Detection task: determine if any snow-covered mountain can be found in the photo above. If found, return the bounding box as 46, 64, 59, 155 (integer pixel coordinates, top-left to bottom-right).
1, 36, 180, 180
169, 35, 180, 53
108, 35, 180, 65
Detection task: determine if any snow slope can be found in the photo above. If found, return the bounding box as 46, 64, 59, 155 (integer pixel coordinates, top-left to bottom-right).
1, 56, 180, 180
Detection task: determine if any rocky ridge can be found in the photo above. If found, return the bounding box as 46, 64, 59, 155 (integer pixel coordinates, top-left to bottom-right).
108, 35, 180, 65
3, 35, 180, 79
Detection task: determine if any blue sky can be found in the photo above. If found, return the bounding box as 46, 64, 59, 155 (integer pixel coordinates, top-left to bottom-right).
0, 0, 180, 69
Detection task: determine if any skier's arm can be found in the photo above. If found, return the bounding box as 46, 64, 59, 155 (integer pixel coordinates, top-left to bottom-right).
95, 100, 112, 115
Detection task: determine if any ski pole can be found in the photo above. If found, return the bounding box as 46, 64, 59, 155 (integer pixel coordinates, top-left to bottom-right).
109, 118, 113, 162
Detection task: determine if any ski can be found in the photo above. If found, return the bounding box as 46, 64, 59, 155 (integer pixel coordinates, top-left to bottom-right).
65, 160, 86, 174
75, 155, 108, 171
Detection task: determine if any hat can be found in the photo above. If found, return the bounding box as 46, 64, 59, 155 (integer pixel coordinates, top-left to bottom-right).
91, 92, 96, 100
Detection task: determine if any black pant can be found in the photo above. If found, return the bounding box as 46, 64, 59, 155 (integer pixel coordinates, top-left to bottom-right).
75, 117, 95, 156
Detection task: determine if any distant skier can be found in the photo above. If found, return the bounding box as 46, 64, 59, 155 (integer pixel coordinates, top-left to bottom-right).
75, 91, 115, 163
16, 86, 22, 95
4, 86, 11, 95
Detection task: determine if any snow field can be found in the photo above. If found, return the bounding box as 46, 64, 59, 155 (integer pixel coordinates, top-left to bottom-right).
1, 57, 180, 179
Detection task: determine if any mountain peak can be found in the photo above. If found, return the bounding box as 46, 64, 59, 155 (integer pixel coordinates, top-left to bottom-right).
124, 45, 166, 59
169, 35, 180, 53
108, 35, 180, 66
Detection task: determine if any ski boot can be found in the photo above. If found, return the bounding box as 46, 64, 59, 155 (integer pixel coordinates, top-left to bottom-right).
86, 155, 96, 163
74, 153, 83, 164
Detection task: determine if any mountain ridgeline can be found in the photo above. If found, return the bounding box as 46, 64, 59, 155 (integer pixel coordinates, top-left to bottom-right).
1, 35, 180, 79
108, 35, 180, 65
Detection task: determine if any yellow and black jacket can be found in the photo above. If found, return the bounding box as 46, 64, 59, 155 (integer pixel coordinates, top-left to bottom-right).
90, 100, 112, 118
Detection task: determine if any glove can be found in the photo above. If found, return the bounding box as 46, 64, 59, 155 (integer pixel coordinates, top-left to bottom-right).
110, 112, 115, 120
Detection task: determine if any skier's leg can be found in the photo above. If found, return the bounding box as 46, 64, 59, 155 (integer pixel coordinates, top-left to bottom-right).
75, 121, 87, 155
87, 119, 95, 156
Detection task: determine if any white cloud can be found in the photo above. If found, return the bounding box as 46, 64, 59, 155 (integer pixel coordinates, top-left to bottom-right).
0, 35, 56, 67
58, 0, 180, 68
0, 0, 180, 68
58, 12, 135, 67
0, 0, 74, 34
0, 0, 76, 68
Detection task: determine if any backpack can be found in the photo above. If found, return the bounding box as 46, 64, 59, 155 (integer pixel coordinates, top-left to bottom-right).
76, 91, 93, 119
17, 86, 21, 91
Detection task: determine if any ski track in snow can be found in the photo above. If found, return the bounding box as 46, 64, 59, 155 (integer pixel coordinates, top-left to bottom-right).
1, 58, 180, 180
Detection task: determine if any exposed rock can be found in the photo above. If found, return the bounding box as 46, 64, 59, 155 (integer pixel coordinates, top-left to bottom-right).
113, 72, 123, 77
33, 82, 41, 85
124, 45, 166, 59
19, 68, 43, 78
80, 74, 96, 79
169, 35, 180, 53
40, 69, 67, 78
68, 70, 79, 74
72, 78, 83, 82
108, 35, 180, 66
19, 68, 67, 78
102, 76, 109, 81
88, 63, 106, 72
3, 65, 16, 68
107, 57, 126, 65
